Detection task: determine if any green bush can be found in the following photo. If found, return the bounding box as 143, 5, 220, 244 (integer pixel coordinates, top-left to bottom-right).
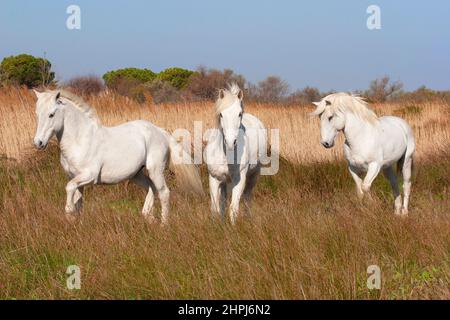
102, 68, 156, 88
0, 54, 55, 88
157, 67, 193, 90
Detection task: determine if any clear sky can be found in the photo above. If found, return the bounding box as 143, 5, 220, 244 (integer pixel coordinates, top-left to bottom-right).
0, 0, 449, 91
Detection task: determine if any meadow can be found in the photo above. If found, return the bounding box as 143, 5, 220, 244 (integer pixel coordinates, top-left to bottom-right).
0, 87, 448, 299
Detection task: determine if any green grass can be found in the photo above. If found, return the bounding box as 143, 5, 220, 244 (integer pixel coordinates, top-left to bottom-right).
0, 146, 448, 299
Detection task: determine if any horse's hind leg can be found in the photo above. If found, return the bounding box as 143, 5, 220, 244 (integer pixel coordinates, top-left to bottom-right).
147, 166, 170, 225
132, 170, 157, 223
243, 168, 260, 216
383, 166, 402, 215
401, 155, 413, 216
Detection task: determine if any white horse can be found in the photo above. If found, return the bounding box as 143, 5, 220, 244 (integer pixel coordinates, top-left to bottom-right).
311, 92, 415, 215
32, 89, 203, 224
205, 84, 267, 224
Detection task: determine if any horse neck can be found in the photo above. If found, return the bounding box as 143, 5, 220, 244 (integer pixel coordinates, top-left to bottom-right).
342, 112, 376, 149
56, 105, 99, 156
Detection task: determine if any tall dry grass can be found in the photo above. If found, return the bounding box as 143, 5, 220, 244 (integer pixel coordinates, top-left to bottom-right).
0, 87, 449, 299
1, 87, 448, 164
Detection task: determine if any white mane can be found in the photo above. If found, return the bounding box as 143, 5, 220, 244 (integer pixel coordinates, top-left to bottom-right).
49, 89, 100, 125
215, 83, 243, 116
312, 92, 378, 124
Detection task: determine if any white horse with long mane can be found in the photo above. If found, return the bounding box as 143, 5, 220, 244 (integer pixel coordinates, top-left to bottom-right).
32, 89, 203, 224
205, 84, 267, 224
311, 92, 415, 215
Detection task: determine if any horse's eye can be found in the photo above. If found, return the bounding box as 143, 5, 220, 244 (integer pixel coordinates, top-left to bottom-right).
49, 113, 55, 118
328, 115, 333, 121
239, 112, 243, 117
219, 113, 223, 118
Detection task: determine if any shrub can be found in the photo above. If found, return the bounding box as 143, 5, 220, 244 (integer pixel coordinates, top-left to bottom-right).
286, 87, 322, 105
64, 75, 105, 96
102, 68, 156, 88
111, 77, 150, 103
364, 76, 403, 102
157, 67, 193, 90
185, 66, 246, 100
102, 68, 156, 102
146, 79, 181, 104
392, 86, 450, 104
250, 76, 289, 103
0, 54, 55, 88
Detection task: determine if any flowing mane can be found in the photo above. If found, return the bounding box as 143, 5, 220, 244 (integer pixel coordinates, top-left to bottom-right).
214, 83, 243, 121
49, 89, 101, 125
312, 92, 378, 124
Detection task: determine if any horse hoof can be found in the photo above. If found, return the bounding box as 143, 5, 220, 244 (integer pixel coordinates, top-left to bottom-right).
145, 215, 158, 224
65, 204, 76, 214
65, 213, 77, 223
401, 208, 409, 216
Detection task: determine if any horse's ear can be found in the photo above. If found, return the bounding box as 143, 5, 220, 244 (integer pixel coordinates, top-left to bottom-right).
218, 89, 225, 99
310, 101, 324, 117
33, 89, 42, 98
237, 89, 243, 100
55, 92, 65, 105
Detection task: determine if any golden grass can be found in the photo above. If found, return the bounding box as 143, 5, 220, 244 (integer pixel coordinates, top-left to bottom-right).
0, 87, 449, 299
1, 87, 448, 164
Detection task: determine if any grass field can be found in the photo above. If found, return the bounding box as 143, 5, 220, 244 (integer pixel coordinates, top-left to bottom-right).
0, 87, 449, 299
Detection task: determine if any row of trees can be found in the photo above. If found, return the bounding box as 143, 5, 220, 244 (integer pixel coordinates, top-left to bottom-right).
1, 54, 449, 104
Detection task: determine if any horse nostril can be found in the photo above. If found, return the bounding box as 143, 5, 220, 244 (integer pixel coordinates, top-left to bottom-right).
34, 139, 43, 148
321, 141, 330, 148
233, 139, 237, 146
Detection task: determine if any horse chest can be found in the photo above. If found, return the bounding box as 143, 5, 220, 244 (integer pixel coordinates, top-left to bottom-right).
343, 144, 369, 170
60, 155, 86, 178
208, 163, 229, 181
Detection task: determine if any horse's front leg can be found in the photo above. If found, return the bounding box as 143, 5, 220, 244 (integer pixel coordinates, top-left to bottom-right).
73, 187, 84, 212
65, 172, 95, 215
209, 175, 225, 218
362, 162, 381, 195
229, 170, 247, 225
348, 165, 364, 200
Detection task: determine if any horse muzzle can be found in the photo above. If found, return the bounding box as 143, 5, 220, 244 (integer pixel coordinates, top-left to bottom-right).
321, 141, 334, 148
34, 138, 48, 150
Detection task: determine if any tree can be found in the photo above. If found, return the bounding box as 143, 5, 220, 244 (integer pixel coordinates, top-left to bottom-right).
253, 76, 289, 103
0, 54, 55, 88
157, 67, 194, 90
102, 68, 156, 88
365, 76, 403, 102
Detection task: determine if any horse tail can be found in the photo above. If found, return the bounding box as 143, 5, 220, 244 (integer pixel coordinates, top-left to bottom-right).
167, 136, 204, 196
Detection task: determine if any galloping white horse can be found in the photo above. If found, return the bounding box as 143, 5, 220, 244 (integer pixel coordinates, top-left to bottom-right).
32, 89, 203, 224
311, 92, 415, 215
205, 84, 267, 224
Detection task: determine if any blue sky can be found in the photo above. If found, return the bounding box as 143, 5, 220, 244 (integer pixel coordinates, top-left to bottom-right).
0, 0, 449, 91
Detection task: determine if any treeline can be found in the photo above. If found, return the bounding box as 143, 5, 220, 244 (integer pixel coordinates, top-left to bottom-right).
1, 54, 450, 105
